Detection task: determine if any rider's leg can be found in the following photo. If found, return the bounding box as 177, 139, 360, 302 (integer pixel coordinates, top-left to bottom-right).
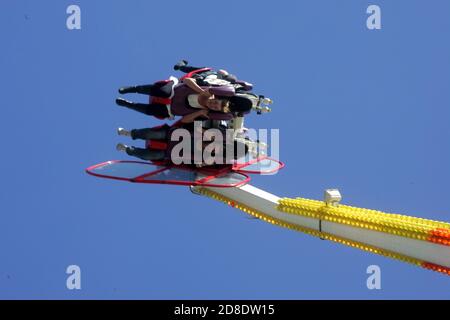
125, 146, 166, 161
130, 127, 169, 141
136, 82, 173, 97
119, 81, 173, 96
174, 59, 188, 71
173, 59, 205, 73
116, 98, 170, 118
178, 65, 204, 73
178, 65, 205, 73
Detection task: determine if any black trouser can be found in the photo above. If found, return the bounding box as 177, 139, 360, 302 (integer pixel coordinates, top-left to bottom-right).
125, 126, 169, 161
181, 65, 237, 84
178, 64, 204, 73
123, 82, 172, 118
125, 147, 166, 161
124, 102, 170, 118
130, 127, 169, 141
134, 81, 173, 97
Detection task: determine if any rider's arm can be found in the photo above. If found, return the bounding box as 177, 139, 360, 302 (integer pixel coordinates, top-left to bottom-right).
180, 109, 209, 124
183, 77, 210, 95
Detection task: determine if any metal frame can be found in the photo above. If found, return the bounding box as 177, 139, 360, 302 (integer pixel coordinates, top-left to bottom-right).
204, 184, 450, 270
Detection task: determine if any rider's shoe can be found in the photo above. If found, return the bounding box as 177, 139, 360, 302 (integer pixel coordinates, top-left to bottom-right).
173, 59, 188, 70
117, 127, 131, 137
118, 86, 137, 94
116, 98, 133, 107
116, 143, 129, 152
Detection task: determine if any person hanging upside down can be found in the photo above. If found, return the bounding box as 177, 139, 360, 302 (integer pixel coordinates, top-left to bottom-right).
173, 60, 253, 91
116, 76, 235, 123
173, 59, 237, 84
115, 123, 248, 165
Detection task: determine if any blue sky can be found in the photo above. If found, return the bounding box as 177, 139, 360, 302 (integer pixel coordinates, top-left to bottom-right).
1, 0, 450, 299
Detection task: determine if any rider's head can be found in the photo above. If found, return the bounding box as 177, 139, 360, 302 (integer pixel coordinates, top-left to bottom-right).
206, 98, 230, 113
